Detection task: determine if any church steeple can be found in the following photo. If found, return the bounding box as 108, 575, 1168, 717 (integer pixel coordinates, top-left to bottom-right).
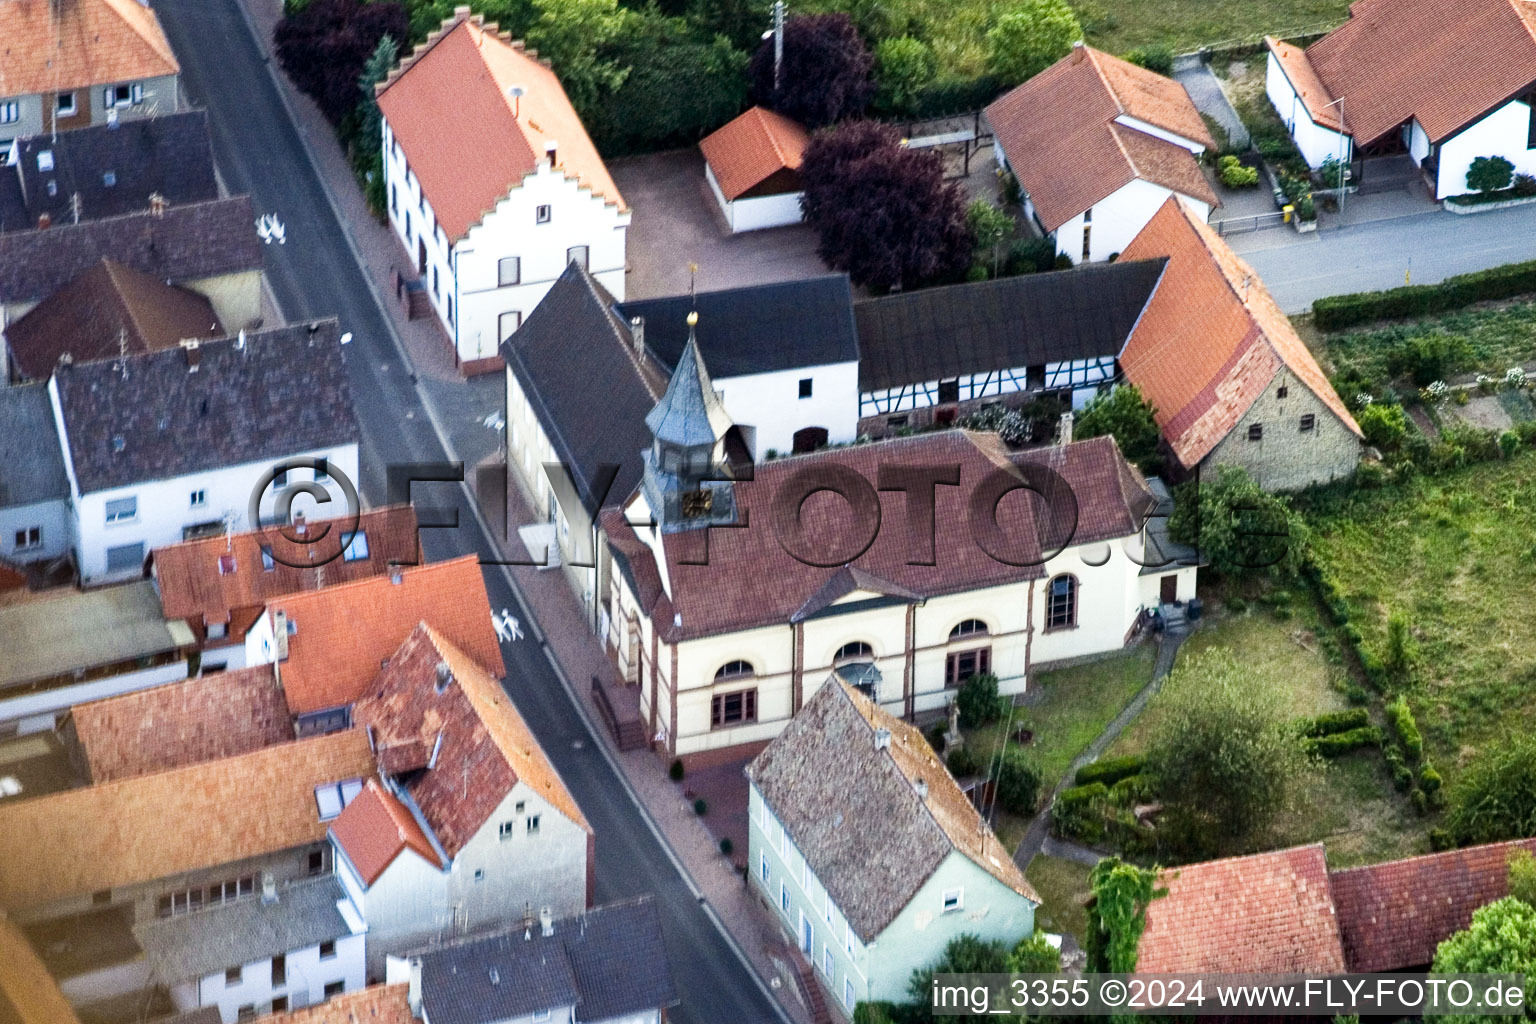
640, 312, 739, 533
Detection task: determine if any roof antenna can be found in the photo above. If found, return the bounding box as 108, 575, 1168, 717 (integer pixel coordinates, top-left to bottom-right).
688, 261, 698, 311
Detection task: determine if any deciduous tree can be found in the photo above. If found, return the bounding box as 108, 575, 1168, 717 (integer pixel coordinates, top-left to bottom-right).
1168, 464, 1310, 577
275, 0, 410, 124
1432, 897, 1536, 1024
985, 0, 1081, 86
750, 13, 873, 127
799, 120, 972, 290
1073, 384, 1161, 472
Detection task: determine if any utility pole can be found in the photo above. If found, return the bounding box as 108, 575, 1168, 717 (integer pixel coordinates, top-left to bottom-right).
773, 0, 785, 94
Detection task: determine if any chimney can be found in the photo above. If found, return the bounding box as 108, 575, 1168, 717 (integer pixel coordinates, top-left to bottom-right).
272, 611, 290, 661
628, 316, 645, 354
391, 568, 404, 585
1071, 40, 1086, 63
874, 727, 891, 751
293, 510, 307, 536
261, 871, 277, 904
148, 192, 166, 217
539, 907, 554, 937
914, 778, 928, 801
1059, 411, 1074, 446
236, 328, 247, 350
544, 140, 558, 166
36, 212, 50, 230
182, 338, 201, 372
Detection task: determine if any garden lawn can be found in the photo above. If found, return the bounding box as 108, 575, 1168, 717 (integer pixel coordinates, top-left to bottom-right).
1024, 855, 1092, 941
971, 644, 1157, 795
1309, 453, 1536, 771
1108, 608, 1423, 865
1320, 301, 1536, 387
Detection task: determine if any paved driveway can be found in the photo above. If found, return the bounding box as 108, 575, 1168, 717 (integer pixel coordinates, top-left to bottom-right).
612, 149, 830, 300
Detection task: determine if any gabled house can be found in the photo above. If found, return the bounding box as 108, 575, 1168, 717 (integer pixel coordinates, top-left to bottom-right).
48, 321, 361, 583
853, 257, 1166, 434
376, 7, 628, 373
0, 195, 264, 332
699, 105, 810, 233
1118, 198, 1361, 491
0, 0, 180, 143
243, 556, 504, 735
392, 897, 678, 1024
5, 258, 223, 382
748, 681, 1038, 1011
151, 505, 422, 672
0, 382, 71, 565
332, 623, 592, 972
0, 110, 218, 234
986, 42, 1217, 263
600, 335, 1192, 761
1265, 0, 1536, 198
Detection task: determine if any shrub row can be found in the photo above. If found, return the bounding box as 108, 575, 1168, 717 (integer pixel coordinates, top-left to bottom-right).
1305, 725, 1383, 758
1386, 695, 1424, 761
1053, 782, 1109, 844
1313, 258, 1536, 330
1298, 707, 1370, 738
1074, 755, 1146, 788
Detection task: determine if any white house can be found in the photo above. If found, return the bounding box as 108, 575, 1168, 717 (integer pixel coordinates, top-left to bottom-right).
47, 322, 361, 584
376, 7, 628, 373
600, 359, 1198, 763
1265, 0, 1536, 199
134, 875, 367, 1024
748, 681, 1039, 1010
329, 624, 592, 974
698, 106, 810, 233
986, 43, 1217, 263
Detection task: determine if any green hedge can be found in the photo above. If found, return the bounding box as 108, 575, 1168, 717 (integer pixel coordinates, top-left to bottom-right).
1313, 258, 1536, 330
1074, 755, 1146, 788
1386, 695, 1424, 761
1299, 708, 1370, 738
1305, 725, 1383, 758
1053, 782, 1109, 843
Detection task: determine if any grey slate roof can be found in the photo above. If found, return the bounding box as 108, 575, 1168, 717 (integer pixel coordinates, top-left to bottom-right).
415, 897, 677, 1024
855, 258, 1168, 392
52, 320, 360, 494
133, 876, 351, 981
0, 383, 68, 509
501, 262, 665, 515
747, 680, 1038, 941
0, 111, 218, 233
644, 334, 733, 448
0, 196, 261, 305
615, 274, 859, 379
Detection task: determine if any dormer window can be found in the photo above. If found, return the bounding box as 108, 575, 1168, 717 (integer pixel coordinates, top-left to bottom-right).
260, 545, 275, 571
342, 531, 370, 562
314, 778, 363, 820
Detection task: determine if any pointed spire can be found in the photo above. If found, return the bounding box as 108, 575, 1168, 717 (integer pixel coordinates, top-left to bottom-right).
644, 312, 733, 447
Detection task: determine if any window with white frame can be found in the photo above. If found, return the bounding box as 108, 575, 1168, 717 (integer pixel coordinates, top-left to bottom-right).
0, 102, 18, 124
498, 257, 521, 286
56, 93, 76, 116
526, 814, 541, 834
105, 496, 137, 523
13, 527, 41, 550
942, 887, 964, 912
500, 820, 515, 840
499, 311, 522, 342
823, 947, 834, 977
535, 205, 552, 224
780, 881, 790, 914
566, 245, 589, 271
844, 979, 855, 1010
314, 778, 364, 820
105, 542, 144, 573
760, 851, 770, 883
342, 531, 370, 562
190, 489, 207, 508
207, 621, 228, 639
103, 84, 140, 108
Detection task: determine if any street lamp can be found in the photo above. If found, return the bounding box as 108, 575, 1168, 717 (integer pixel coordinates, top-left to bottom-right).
1318, 95, 1347, 216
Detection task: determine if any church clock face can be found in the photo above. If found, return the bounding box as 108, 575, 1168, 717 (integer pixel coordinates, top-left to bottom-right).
681, 488, 714, 518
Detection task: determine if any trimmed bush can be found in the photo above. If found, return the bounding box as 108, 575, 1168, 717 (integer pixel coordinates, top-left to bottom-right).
1420, 763, 1443, 794
719, 837, 733, 856
1075, 754, 1146, 787
1122, 43, 1173, 74
1412, 787, 1429, 814
1516, 173, 1536, 197
1468, 155, 1516, 194
1313, 259, 1536, 330
1053, 782, 1109, 843
1298, 708, 1370, 738
1220, 161, 1260, 188
957, 671, 1002, 729
669, 759, 685, 781
1304, 725, 1383, 758
693, 797, 708, 816
995, 750, 1043, 815
1386, 695, 1424, 761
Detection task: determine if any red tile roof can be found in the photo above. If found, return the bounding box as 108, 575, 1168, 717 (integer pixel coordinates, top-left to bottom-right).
352, 624, 589, 858
256, 984, 413, 1024
70, 666, 292, 782
152, 506, 421, 625
1295, 0, 1536, 146
1137, 844, 1348, 973
0, 0, 179, 96
0, 729, 374, 911
1264, 37, 1344, 132
263, 555, 504, 716
985, 46, 1216, 232
1117, 198, 1361, 469
699, 106, 810, 201
376, 10, 624, 243
602, 431, 1156, 642
1331, 838, 1536, 972
329, 779, 442, 885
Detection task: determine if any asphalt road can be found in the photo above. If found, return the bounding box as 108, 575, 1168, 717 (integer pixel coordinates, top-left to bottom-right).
1237, 202, 1536, 314
150, 2, 784, 1020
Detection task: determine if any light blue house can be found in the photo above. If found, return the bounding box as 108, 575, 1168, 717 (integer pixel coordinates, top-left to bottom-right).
746, 680, 1039, 1014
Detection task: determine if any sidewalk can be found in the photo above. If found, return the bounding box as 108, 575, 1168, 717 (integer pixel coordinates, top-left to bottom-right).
239, 8, 810, 1021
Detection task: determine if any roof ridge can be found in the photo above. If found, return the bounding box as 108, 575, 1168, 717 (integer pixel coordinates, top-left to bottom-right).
1330, 835, 1536, 877
1161, 841, 1328, 879
754, 106, 789, 168
1082, 45, 1127, 116
104, 0, 181, 72
269, 554, 478, 609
